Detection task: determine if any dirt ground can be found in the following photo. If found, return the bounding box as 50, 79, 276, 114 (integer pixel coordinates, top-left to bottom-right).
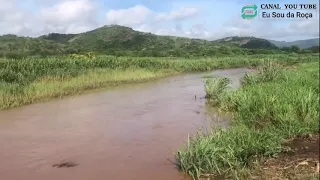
252, 134, 319, 180
199, 134, 319, 180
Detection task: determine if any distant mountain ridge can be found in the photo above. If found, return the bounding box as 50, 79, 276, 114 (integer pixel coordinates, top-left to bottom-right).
0, 25, 318, 58
268, 38, 319, 49
214, 36, 319, 49
212, 36, 278, 49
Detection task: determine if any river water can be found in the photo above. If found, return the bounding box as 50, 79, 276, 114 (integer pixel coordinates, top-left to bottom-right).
0, 68, 251, 180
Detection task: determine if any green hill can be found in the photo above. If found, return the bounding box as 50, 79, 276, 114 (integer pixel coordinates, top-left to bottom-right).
39, 33, 77, 44
0, 25, 315, 58
213, 36, 279, 49
213, 36, 258, 45
0, 25, 237, 57
0, 34, 65, 58
62, 25, 222, 56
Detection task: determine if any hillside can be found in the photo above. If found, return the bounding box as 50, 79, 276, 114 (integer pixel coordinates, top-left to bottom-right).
39, 33, 77, 44
213, 36, 278, 49
0, 34, 66, 58
0, 25, 316, 58
269, 38, 319, 49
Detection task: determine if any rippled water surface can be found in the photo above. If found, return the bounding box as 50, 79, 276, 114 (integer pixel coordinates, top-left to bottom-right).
0, 68, 251, 180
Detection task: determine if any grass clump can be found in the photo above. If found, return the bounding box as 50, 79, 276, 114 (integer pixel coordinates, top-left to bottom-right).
176, 125, 287, 179
241, 59, 283, 85
176, 61, 319, 179
204, 77, 230, 105
201, 74, 215, 79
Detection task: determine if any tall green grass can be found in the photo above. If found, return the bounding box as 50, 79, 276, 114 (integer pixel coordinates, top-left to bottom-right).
0, 68, 176, 109
176, 61, 319, 179
0, 54, 318, 109
241, 59, 283, 85
0, 54, 317, 85
204, 77, 230, 105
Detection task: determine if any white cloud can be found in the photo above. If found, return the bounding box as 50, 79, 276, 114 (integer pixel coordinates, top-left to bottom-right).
134, 23, 211, 40
104, 5, 202, 38
0, 0, 99, 36
104, 5, 199, 26
154, 7, 199, 22
41, 0, 95, 23
186, 24, 210, 38
0, 1, 21, 22
106, 5, 152, 26
0, 0, 31, 35
39, 0, 98, 34
0, 1, 318, 41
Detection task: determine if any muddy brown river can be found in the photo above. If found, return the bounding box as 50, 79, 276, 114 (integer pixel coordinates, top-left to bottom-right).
0, 68, 251, 180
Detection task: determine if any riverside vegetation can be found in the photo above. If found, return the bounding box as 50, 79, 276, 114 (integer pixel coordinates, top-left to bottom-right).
0, 54, 318, 110
176, 60, 319, 179
0, 25, 319, 180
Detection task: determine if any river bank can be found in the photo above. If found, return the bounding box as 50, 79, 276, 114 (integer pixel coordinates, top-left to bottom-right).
176, 61, 319, 179
0, 54, 318, 110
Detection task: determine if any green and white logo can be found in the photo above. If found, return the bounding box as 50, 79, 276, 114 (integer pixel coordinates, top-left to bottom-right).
241, 4, 258, 19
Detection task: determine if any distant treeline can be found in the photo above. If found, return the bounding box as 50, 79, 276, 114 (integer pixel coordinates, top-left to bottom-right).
1, 45, 318, 60
0, 25, 318, 59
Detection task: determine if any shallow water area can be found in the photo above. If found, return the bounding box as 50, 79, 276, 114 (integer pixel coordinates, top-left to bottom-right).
0, 68, 251, 180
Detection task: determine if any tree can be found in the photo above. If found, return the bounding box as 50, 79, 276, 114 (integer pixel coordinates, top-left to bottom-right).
290, 45, 300, 53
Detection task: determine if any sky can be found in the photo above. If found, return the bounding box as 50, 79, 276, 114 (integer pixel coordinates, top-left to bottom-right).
0, 0, 319, 41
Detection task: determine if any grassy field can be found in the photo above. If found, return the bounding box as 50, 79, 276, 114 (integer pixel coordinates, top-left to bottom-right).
0, 54, 318, 109
176, 60, 319, 179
